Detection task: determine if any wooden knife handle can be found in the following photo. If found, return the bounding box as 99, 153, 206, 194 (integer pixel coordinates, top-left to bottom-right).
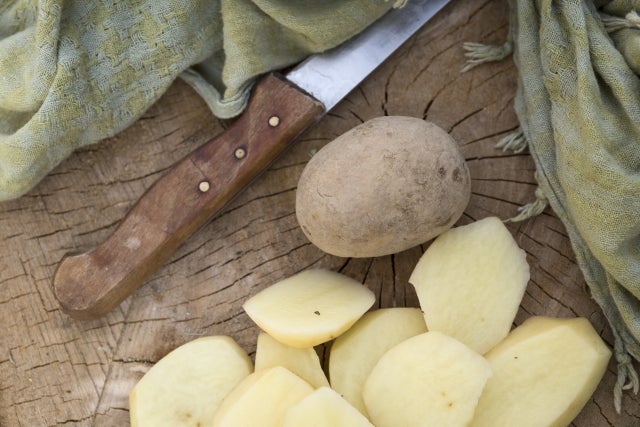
53, 74, 325, 320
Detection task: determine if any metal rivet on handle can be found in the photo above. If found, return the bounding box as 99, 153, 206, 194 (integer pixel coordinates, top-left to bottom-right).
268, 115, 280, 127
234, 147, 247, 159
198, 181, 211, 193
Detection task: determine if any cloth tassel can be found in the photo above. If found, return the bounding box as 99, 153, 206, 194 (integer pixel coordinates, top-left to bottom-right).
496, 128, 528, 153
601, 10, 640, 33
461, 40, 513, 72
613, 334, 640, 413
507, 187, 549, 223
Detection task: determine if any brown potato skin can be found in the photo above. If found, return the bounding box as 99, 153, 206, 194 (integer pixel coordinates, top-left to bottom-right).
295, 116, 470, 258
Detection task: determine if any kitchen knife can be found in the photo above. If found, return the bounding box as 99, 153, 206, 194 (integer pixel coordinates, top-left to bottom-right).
53, 0, 451, 320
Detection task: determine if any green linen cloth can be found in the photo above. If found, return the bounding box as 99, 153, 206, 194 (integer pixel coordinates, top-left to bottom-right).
465, 0, 640, 411
0, 0, 398, 201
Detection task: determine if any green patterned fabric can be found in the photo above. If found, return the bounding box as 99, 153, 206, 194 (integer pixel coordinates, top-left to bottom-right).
0, 0, 396, 200
465, 0, 640, 411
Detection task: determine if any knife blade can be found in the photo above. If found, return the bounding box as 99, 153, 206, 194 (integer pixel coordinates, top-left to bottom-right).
53, 0, 451, 320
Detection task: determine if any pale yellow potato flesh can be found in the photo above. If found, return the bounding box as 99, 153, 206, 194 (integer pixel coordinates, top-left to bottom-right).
129, 336, 252, 427
212, 366, 314, 427
363, 331, 492, 427
329, 307, 427, 416
282, 386, 374, 427
254, 331, 329, 388
243, 269, 375, 348
409, 216, 530, 354
469, 316, 611, 427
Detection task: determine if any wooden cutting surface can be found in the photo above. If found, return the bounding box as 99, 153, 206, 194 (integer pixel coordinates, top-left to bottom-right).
1, 1, 638, 425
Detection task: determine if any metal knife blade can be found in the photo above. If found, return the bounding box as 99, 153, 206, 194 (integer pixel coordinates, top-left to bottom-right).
53, 0, 451, 319
288, 0, 450, 111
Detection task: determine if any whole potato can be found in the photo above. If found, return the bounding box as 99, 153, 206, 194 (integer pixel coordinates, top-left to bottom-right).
295, 116, 470, 258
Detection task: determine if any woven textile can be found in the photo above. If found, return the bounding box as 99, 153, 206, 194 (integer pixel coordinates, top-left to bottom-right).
465, 0, 640, 410
0, 0, 394, 200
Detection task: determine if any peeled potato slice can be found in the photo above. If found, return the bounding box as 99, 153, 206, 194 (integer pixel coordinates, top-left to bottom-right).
329, 307, 427, 416
129, 336, 252, 427
282, 386, 374, 427
243, 269, 375, 348
255, 331, 329, 388
363, 331, 492, 427
469, 316, 611, 427
212, 366, 314, 427
409, 216, 529, 354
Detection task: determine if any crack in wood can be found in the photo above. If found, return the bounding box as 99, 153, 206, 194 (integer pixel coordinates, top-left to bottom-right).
422, 98, 435, 119
473, 176, 537, 186
448, 107, 485, 133
357, 86, 371, 107
529, 273, 580, 317
521, 230, 579, 271
470, 190, 522, 208
348, 109, 366, 124
203, 310, 246, 329
523, 285, 544, 308
409, 37, 466, 87
466, 152, 531, 162
75, 217, 122, 238
462, 125, 520, 147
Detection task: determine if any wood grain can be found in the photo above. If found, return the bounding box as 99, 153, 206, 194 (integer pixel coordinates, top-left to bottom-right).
0, 1, 637, 425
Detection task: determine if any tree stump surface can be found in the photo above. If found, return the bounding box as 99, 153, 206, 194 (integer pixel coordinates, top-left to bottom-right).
1, 1, 638, 425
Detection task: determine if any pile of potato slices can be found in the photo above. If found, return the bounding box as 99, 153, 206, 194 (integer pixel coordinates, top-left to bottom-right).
129, 217, 610, 427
